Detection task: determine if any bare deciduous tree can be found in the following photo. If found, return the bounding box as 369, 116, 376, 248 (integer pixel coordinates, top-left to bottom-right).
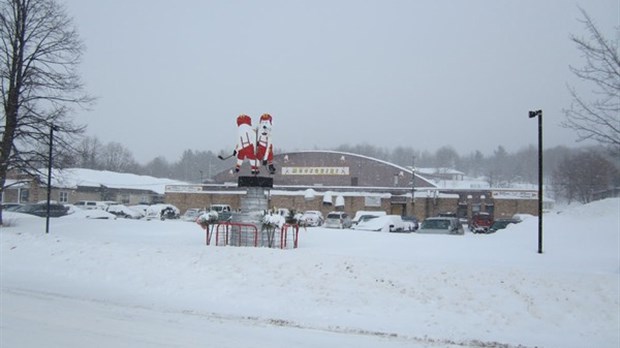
0, 0, 92, 224
74, 135, 102, 169
563, 8, 620, 151
100, 142, 137, 173
552, 149, 619, 204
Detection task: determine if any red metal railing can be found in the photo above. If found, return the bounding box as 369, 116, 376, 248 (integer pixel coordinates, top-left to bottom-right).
214, 222, 259, 247
199, 222, 299, 249
281, 224, 300, 249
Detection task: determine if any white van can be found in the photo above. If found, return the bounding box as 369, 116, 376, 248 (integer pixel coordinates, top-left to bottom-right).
351, 210, 387, 225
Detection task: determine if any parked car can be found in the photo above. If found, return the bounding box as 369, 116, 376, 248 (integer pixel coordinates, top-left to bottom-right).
351, 210, 386, 226
401, 216, 419, 231
1, 203, 23, 211
74, 200, 108, 210
438, 212, 457, 218
106, 204, 144, 219
352, 215, 410, 233
488, 218, 521, 233
13, 203, 69, 217
469, 212, 494, 233
323, 211, 352, 229
181, 208, 206, 222
299, 210, 324, 227
209, 204, 232, 222
145, 204, 180, 221
417, 217, 464, 235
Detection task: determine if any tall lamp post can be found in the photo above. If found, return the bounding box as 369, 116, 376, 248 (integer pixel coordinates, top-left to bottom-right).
46, 124, 59, 234
411, 156, 416, 218
529, 110, 543, 254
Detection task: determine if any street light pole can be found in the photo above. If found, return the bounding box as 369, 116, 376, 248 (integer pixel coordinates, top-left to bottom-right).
411, 156, 416, 218
529, 110, 543, 254
45, 124, 59, 234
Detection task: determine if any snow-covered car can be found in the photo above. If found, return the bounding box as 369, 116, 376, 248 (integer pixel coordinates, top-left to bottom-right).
144, 204, 180, 221
209, 204, 232, 222
1, 203, 23, 211
181, 208, 206, 222
323, 211, 352, 229
64, 208, 117, 219
351, 210, 386, 226
352, 215, 410, 233
469, 212, 494, 233
487, 218, 521, 233
401, 216, 419, 231
13, 203, 69, 217
74, 200, 108, 210
417, 217, 464, 235
106, 204, 144, 219
299, 210, 324, 226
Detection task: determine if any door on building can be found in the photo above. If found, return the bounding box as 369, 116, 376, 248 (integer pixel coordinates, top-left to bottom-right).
390, 204, 405, 216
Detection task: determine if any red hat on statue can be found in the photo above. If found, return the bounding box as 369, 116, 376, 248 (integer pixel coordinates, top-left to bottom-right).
236, 114, 252, 126
259, 113, 272, 124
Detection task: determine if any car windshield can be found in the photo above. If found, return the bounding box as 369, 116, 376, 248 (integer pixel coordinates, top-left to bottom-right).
15, 204, 35, 212
492, 221, 512, 229
4, 204, 22, 211
326, 213, 341, 219
359, 215, 379, 222
421, 219, 450, 230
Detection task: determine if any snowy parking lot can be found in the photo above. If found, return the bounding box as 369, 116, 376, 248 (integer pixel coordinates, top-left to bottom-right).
1, 199, 619, 348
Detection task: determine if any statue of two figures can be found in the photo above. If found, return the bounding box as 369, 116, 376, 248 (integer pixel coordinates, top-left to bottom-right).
232, 113, 276, 176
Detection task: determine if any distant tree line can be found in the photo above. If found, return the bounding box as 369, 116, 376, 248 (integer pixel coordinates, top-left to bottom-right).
64, 136, 618, 204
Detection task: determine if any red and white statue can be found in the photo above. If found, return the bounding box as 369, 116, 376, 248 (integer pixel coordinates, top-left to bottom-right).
256, 113, 276, 174
233, 114, 259, 175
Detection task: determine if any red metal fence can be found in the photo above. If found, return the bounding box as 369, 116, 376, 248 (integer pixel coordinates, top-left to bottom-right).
201, 222, 299, 249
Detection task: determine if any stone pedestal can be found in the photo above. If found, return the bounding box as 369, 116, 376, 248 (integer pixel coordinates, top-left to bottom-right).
229, 176, 272, 246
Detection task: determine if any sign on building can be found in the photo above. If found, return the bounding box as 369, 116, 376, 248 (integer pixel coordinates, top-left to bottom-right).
281, 167, 350, 176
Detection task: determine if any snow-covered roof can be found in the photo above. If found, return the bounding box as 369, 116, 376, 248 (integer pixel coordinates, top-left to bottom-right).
283, 150, 436, 187
431, 179, 491, 190
416, 167, 465, 176
47, 168, 190, 195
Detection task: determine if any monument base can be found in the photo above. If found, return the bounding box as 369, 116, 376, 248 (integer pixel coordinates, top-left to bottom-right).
238, 176, 273, 188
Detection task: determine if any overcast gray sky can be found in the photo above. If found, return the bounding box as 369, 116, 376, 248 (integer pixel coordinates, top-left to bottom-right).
63, 0, 619, 164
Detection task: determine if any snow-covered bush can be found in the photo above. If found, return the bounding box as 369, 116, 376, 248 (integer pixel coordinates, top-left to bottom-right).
196, 211, 219, 228
262, 212, 285, 229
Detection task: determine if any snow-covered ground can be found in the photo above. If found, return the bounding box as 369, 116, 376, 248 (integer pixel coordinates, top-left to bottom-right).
1, 199, 619, 348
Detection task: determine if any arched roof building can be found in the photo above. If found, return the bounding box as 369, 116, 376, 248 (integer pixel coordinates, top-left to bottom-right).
212, 150, 435, 192
166, 150, 539, 222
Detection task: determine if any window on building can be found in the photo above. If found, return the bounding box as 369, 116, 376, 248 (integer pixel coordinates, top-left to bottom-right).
20, 189, 29, 203
364, 196, 381, 207
457, 202, 468, 220
484, 204, 495, 216
58, 191, 68, 203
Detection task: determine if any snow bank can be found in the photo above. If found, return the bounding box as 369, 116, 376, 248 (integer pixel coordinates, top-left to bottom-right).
1, 199, 618, 348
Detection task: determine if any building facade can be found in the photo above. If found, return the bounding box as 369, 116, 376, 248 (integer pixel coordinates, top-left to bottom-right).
165, 151, 540, 221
